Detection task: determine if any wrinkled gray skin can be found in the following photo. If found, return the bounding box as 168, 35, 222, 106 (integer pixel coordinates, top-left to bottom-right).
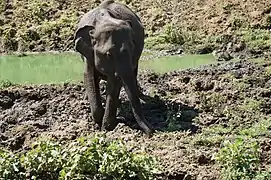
74, 0, 153, 136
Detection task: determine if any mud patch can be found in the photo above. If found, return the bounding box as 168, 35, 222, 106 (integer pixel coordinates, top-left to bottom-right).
1, 60, 271, 179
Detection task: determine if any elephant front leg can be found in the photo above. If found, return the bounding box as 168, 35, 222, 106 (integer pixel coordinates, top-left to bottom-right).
101, 77, 121, 131
84, 64, 104, 127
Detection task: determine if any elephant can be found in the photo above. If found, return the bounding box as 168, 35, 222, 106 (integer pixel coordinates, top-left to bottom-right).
74, 0, 153, 136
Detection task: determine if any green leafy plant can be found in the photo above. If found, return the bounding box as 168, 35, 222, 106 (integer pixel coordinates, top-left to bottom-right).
60, 135, 160, 180
0, 149, 26, 180
0, 79, 15, 88
21, 140, 64, 179
238, 98, 262, 113
163, 23, 185, 45
0, 135, 160, 180
215, 138, 269, 180
164, 104, 182, 132
237, 29, 271, 50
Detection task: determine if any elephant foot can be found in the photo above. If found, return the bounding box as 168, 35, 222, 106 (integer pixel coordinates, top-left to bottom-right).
142, 127, 154, 138
116, 116, 126, 123
138, 121, 154, 137
91, 107, 105, 127
139, 98, 146, 104
92, 116, 103, 127
101, 117, 119, 131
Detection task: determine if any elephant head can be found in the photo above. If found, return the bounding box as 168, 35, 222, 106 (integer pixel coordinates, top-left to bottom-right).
93, 20, 135, 77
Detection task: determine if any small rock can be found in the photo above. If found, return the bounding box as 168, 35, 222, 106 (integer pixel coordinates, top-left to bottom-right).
0, 95, 14, 109
30, 102, 47, 116
0, 121, 7, 133
9, 135, 26, 151
182, 76, 191, 84
198, 154, 211, 165
213, 49, 233, 61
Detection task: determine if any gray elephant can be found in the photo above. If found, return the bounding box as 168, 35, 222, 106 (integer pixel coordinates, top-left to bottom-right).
74, 0, 153, 136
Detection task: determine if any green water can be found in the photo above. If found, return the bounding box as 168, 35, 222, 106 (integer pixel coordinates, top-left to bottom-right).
139, 54, 216, 73
0, 52, 217, 84
0, 52, 83, 84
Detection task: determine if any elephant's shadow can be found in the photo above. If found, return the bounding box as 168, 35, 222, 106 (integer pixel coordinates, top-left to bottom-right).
115, 93, 200, 133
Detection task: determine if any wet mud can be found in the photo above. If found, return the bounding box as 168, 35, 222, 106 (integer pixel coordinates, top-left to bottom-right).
1, 59, 271, 179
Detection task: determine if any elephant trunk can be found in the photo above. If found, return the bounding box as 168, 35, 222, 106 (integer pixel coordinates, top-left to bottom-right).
117, 58, 153, 136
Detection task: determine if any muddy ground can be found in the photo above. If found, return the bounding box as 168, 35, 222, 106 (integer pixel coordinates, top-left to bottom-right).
1, 59, 271, 179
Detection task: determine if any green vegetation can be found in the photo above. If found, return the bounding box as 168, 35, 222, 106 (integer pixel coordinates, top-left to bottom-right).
144, 23, 219, 54
1, 0, 270, 55
0, 79, 15, 88
215, 138, 270, 180
240, 119, 271, 138
1, 0, 271, 178
238, 98, 262, 113
191, 125, 230, 146
0, 135, 159, 180
265, 65, 271, 75
237, 29, 271, 51
190, 116, 271, 147
190, 117, 270, 178
0, 0, 80, 52
144, 23, 188, 50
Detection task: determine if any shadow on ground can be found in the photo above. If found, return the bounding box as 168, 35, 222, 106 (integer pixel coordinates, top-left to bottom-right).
117, 92, 200, 133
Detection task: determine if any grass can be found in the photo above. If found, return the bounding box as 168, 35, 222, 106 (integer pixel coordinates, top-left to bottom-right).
0, 52, 217, 84
237, 29, 271, 50
215, 137, 270, 180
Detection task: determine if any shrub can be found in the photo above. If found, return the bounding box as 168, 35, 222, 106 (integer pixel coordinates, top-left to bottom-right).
0, 149, 26, 180
237, 29, 271, 51
0, 135, 159, 180
0, 79, 15, 88
60, 136, 159, 180
215, 138, 270, 180
21, 140, 64, 179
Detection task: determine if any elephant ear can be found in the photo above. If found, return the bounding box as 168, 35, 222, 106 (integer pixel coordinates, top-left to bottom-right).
74, 25, 96, 59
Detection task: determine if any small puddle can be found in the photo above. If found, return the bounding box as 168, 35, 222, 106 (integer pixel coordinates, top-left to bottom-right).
139, 53, 217, 73
1, 51, 234, 84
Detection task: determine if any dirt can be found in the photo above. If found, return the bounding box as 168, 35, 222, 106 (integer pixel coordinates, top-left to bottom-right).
1, 59, 271, 179
0, 0, 270, 55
